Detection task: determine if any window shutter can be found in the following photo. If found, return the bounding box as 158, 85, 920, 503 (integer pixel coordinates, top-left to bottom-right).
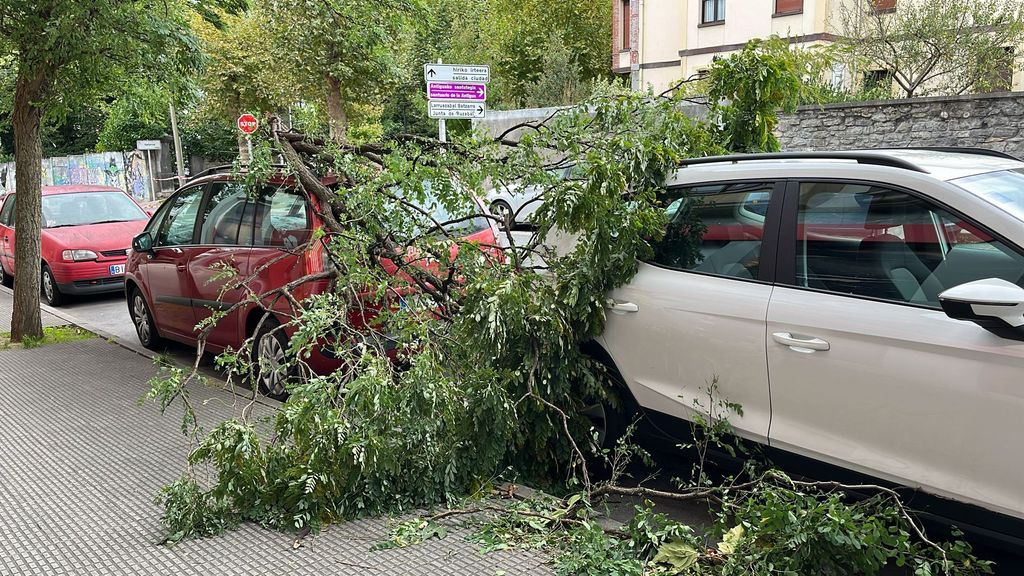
775, 0, 802, 14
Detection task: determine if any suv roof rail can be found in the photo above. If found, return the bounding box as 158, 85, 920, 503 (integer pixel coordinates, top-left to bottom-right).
678, 152, 928, 173
189, 164, 234, 179
188, 163, 292, 181
904, 147, 1021, 161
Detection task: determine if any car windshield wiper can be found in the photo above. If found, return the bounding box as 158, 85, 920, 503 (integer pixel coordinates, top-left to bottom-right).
88, 219, 132, 225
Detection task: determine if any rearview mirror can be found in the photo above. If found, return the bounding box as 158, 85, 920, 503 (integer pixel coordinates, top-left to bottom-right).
938, 278, 1024, 341
132, 231, 154, 253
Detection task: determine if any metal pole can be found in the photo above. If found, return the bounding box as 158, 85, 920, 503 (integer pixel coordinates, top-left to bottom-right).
145, 150, 157, 202
437, 58, 447, 143
246, 135, 253, 167
168, 102, 186, 187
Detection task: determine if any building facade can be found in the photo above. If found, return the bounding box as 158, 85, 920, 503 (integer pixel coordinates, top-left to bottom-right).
612, 0, 1020, 95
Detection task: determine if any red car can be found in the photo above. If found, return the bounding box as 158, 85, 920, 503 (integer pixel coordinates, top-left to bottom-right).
0, 185, 150, 306
124, 170, 498, 397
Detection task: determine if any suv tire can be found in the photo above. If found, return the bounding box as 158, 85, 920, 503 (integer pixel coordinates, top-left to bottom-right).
129, 288, 163, 350
252, 315, 291, 400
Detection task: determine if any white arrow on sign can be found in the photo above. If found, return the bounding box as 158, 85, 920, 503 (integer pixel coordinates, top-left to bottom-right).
423, 63, 490, 83
428, 101, 486, 119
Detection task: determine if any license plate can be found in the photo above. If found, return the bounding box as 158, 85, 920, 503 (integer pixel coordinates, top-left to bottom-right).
109, 264, 125, 276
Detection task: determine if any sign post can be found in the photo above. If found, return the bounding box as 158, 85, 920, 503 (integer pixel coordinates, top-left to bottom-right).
136, 140, 162, 201
237, 113, 259, 165
425, 61, 490, 142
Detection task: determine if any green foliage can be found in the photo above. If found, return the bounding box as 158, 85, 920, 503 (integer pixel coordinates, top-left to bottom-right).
707, 36, 821, 153
0, 1, 202, 122
0, 325, 93, 349
373, 518, 449, 550
97, 86, 171, 152
156, 476, 237, 545
179, 108, 240, 164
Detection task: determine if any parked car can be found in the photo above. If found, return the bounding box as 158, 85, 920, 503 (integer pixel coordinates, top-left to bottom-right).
0, 185, 150, 306
124, 169, 498, 398
485, 165, 573, 228
591, 148, 1024, 547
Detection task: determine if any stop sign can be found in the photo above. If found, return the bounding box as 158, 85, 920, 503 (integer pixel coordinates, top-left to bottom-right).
237, 113, 259, 134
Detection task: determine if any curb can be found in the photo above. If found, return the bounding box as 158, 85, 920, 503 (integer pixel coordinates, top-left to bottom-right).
0, 284, 281, 409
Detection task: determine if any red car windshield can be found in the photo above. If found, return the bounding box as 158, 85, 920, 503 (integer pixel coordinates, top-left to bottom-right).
43, 191, 147, 229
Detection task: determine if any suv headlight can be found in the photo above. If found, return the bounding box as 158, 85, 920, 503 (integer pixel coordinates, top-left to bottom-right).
62, 249, 98, 262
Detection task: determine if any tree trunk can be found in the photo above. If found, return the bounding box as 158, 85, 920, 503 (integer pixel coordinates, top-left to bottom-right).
10, 70, 46, 342
325, 74, 348, 145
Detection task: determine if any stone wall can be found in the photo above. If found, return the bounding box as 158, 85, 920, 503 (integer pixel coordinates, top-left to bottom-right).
475, 93, 1024, 158
778, 92, 1024, 156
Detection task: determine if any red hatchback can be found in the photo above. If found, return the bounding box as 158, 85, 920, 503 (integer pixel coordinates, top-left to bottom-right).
124, 171, 498, 397
0, 185, 150, 306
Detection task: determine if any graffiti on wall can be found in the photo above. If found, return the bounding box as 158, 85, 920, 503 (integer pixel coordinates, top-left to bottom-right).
0, 151, 152, 200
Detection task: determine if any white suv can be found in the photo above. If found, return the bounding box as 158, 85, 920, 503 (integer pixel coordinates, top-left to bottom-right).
596, 148, 1024, 544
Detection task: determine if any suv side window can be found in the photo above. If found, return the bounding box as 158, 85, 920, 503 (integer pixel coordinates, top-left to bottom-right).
795, 181, 1024, 307
155, 185, 205, 247
252, 186, 311, 248
199, 182, 249, 245
0, 195, 15, 227
651, 181, 775, 280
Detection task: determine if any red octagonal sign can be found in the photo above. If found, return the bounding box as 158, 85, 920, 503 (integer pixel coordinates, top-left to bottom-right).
237, 113, 259, 135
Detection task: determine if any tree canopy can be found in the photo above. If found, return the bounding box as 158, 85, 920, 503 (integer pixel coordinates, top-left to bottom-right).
0, 0, 211, 340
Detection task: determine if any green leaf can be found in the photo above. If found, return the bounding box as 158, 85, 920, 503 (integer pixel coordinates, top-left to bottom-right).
718, 524, 745, 555
653, 541, 699, 571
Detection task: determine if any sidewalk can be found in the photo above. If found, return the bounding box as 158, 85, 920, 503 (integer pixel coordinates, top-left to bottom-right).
0, 289, 66, 333
0, 289, 552, 575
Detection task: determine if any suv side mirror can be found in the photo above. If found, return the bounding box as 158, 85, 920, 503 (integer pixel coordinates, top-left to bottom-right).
938, 278, 1024, 341
132, 232, 154, 253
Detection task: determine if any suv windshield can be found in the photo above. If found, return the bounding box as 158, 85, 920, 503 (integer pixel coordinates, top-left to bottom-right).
43, 191, 147, 228
951, 169, 1024, 223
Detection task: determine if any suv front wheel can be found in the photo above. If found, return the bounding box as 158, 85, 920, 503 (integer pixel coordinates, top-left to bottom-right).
129, 288, 163, 350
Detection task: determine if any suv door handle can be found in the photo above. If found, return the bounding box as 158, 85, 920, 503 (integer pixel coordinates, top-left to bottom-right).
772, 332, 830, 352
605, 299, 639, 313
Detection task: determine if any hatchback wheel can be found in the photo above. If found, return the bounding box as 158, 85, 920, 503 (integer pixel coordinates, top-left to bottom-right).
40, 264, 63, 307
252, 316, 291, 400
129, 288, 162, 350
491, 200, 513, 229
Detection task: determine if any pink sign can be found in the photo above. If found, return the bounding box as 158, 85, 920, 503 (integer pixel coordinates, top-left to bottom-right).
427, 82, 486, 102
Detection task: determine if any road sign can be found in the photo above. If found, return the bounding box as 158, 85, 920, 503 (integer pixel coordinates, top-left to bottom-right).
136, 140, 161, 151
237, 113, 259, 134
428, 102, 486, 119
423, 64, 490, 83
427, 82, 486, 102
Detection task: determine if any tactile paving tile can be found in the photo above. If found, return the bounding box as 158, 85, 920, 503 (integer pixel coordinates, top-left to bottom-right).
0, 339, 554, 575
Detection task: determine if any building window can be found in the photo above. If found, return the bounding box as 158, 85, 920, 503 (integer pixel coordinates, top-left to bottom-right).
863, 69, 893, 94
701, 0, 725, 24
873, 0, 896, 13
774, 0, 802, 15
621, 0, 631, 51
